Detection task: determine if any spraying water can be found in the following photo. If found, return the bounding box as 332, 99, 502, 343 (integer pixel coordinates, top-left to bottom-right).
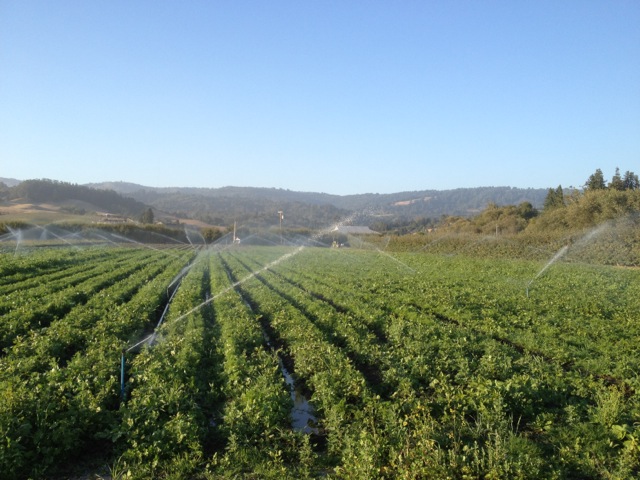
120, 211, 401, 414
525, 222, 614, 296
3, 224, 89, 252
184, 227, 195, 246
12, 223, 82, 249
526, 244, 568, 297
166, 262, 196, 294
184, 226, 207, 247
31, 223, 83, 248
124, 246, 305, 352
6, 227, 23, 255
111, 233, 184, 258
144, 230, 189, 245
343, 233, 416, 273
125, 212, 364, 351
375, 247, 416, 273
571, 222, 609, 251
537, 244, 569, 279
192, 228, 207, 244
92, 232, 126, 248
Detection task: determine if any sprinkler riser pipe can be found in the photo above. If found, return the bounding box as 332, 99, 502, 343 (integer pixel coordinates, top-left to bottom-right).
120, 351, 126, 402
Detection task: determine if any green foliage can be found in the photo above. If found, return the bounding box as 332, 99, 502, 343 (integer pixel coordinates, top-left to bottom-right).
543, 185, 565, 211
1, 245, 639, 478
586, 167, 639, 193
139, 207, 154, 224
622, 170, 640, 190
424, 187, 640, 264
95, 223, 189, 243
585, 168, 607, 191
201, 227, 224, 243
0, 247, 194, 478
609, 167, 625, 191
422, 168, 638, 246
527, 189, 640, 236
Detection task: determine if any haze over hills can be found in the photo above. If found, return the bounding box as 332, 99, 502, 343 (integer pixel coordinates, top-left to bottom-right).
1, 177, 549, 228
86, 181, 548, 214
0, 177, 21, 188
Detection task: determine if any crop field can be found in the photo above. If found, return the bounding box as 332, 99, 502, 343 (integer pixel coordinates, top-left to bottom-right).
1, 243, 639, 479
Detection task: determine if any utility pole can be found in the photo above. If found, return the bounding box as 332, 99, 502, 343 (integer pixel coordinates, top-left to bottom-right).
278, 211, 284, 244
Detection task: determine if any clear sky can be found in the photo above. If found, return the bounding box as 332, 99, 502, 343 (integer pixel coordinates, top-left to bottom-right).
1, 1, 638, 195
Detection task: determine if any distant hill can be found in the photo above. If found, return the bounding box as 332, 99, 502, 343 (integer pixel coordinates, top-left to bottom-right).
0, 177, 22, 188
99, 185, 350, 229
88, 181, 549, 227
4, 178, 550, 229
5, 179, 147, 217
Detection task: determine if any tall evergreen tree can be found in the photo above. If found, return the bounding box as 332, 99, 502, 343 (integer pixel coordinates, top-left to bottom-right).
585, 169, 606, 190
140, 207, 154, 224
622, 170, 639, 190
543, 185, 565, 210
608, 167, 625, 191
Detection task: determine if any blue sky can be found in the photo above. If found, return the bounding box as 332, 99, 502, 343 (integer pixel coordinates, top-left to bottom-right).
1, 1, 638, 195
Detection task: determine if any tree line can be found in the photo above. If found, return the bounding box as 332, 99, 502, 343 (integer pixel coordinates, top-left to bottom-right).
585, 167, 639, 191
544, 168, 638, 212
432, 167, 640, 237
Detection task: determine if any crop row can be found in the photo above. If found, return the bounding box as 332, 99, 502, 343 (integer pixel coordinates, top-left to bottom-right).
219, 252, 375, 472
117, 253, 220, 476
271, 248, 640, 383
207, 252, 294, 476
0, 248, 158, 315
115, 250, 298, 477
0, 247, 194, 479
0, 246, 119, 285
218, 246, 640, 478
1, 245, 638, 478
0, 249, 167, 353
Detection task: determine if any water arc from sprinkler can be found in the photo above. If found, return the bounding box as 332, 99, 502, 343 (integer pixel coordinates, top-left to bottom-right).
122, 212, 361, 353
526, 244, 568, 297
118, 210, 375, 411
525, 222, 610, 297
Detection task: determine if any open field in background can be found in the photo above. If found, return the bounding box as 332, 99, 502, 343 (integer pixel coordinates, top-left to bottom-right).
0, 200, 215, 230
0, 202, 96, 225
0, 238, 639, 479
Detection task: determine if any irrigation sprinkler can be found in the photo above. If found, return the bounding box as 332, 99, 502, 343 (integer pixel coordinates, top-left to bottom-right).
117, 211, 363, 400
525, 280, 533, 298
278, 211, 284, 244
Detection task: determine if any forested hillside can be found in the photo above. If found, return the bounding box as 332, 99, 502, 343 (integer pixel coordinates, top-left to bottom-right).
3, 168, 636, 235
88, 182, 549, 227
127, 189, 349, 229
4, 179, 147, 217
